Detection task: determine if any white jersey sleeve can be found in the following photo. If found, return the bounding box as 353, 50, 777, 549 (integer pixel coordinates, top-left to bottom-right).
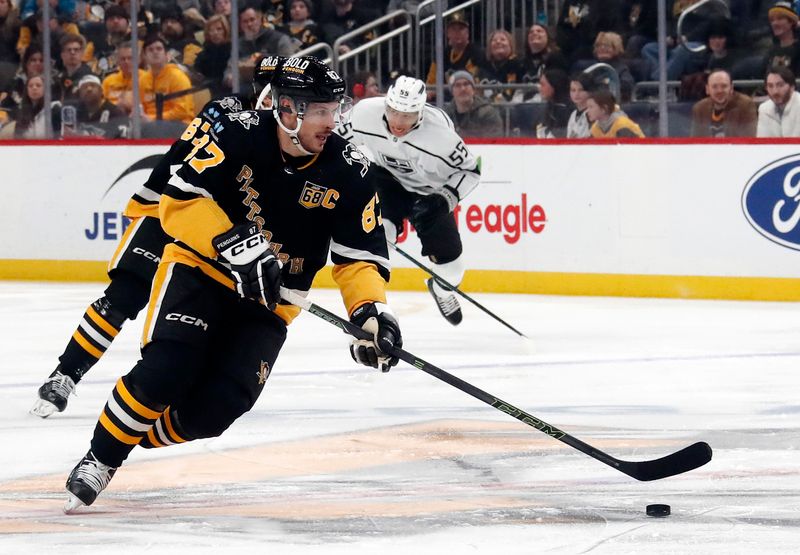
336, 98, 480, 204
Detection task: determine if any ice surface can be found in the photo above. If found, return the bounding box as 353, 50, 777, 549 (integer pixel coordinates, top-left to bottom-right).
1, 281, 798, 553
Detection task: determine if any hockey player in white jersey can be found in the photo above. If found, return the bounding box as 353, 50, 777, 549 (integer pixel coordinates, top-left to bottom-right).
337, 75, 480, 325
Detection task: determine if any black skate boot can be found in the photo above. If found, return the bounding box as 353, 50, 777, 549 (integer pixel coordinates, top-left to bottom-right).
426, 278, 462, 325
31, 367, 76, 418
64, 450, 117, 513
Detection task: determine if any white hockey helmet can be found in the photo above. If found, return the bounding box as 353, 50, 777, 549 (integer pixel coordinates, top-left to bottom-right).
385, 75, 426, 125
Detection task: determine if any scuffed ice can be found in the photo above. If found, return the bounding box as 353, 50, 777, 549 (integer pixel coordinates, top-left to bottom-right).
0, 282, 798, 553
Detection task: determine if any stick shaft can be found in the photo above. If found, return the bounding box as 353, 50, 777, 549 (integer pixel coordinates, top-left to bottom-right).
389, 243, 527, 337
280, 288, 712, 481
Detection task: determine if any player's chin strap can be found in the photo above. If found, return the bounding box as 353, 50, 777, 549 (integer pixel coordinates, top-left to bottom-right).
273, 107, 315, 156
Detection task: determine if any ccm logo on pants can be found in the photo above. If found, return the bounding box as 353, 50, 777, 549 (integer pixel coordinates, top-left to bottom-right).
165, 313, 209, 330
133, 247, 161, 263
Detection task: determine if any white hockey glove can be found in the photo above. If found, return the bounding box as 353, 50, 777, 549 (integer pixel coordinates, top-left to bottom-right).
214, 224, 282, 310
349, 302, 402, 372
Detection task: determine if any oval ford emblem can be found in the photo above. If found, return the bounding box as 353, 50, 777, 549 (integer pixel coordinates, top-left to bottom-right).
742, 153, 800, 250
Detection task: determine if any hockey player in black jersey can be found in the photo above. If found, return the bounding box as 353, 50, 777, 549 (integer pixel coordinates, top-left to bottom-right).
63, 56, 401, 512
31, 58, 282, 418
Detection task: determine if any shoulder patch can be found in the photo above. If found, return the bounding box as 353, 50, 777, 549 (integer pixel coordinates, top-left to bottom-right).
216, 96, 244, 113
227, 110, 260, 129
342, 142, 370, 177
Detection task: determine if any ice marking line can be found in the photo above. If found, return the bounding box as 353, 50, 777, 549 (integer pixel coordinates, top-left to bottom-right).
580, 523, 652, 553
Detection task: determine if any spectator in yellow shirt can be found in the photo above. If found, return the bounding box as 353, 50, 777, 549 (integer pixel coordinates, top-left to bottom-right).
140, 34, 194, 124
101, 42, 147, 115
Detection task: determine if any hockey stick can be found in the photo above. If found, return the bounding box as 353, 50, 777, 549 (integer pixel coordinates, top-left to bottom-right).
280, 287, 713, 481
389, 242, 528, 338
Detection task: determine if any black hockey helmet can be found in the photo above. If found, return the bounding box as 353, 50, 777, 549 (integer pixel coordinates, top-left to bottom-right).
253, 55, 284, 108
253, 55, 283, 90
271, 56, 351, 155
271, 56, 347, 107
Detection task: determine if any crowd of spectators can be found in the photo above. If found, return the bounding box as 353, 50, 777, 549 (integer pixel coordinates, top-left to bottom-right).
1, 0, 800, 139
0, 0, 388, 137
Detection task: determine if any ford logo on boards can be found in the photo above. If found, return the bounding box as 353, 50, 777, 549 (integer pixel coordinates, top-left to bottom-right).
742, 153, 800, 250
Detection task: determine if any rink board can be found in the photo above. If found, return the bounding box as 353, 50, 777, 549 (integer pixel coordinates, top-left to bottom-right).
1, 139, 799, 300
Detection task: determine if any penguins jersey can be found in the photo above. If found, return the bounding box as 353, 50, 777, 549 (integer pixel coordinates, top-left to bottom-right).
123, 94, 253, 219
336, 97, 481, 201
159, 110, 391, 325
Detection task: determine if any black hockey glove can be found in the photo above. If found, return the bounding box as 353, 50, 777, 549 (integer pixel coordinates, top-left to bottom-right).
411, 186, 458, 235
214, 224, 282, 310
349, 302, 402, 372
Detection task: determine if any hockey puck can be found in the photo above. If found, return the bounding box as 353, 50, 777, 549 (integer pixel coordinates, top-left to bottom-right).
646, 504, 671, 517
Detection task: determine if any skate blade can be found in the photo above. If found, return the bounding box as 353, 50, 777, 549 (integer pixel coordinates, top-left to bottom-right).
63, 491, 85, 514
30, 399, 58, 418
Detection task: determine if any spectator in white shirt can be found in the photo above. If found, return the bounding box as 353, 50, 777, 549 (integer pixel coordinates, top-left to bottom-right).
758, 65, 800, 137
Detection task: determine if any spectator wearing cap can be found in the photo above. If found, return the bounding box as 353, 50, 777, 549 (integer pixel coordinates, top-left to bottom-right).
68, 73, 127, 137
705, 17, 738, 74
160, 7, 202, 68
194, 14, 231, 97
586, 88, 644, 138
82, 4, 132, 77
57, 32, 95, 103
102, 41, 148, 113
763, 1, 800, 76
442, 70, 503, 138
140, 34, 194, 124
690, 68, 756, 137
567, 72, 594, 138
277, 0, 320, 50
425, 12, 485, 96
477, 29, 523, 103
758, 65, 800, 136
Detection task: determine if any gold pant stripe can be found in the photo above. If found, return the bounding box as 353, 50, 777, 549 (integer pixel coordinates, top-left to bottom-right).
72, 330, 103, 359
107, 216, 143, 273
86, 306, 120, 338
115, 378, 162, 420
142, 262, 173, 348
99, 410, 141, 445
163, 409, 187, 444
146, 427, 164, 448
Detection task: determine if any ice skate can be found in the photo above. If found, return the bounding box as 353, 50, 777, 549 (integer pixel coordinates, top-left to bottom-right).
427, 278, 462, 325
64, 450, 117, 513
30, 368, 75, 418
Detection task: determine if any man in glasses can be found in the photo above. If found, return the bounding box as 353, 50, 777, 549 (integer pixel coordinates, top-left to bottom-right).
58, 33, 95, 103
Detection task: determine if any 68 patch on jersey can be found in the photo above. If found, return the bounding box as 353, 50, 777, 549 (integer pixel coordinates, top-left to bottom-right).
298, 181, 340, 209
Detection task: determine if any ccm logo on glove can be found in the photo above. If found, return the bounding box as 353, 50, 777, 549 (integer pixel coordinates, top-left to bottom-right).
214, 224, 283, 309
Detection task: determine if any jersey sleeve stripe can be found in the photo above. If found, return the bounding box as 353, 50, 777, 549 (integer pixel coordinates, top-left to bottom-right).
330, 239, 391, 273
406, 142, 464, 170
167, 170, 214, 199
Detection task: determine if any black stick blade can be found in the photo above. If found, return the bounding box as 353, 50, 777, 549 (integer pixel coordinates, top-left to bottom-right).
621, 441, 713, 481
